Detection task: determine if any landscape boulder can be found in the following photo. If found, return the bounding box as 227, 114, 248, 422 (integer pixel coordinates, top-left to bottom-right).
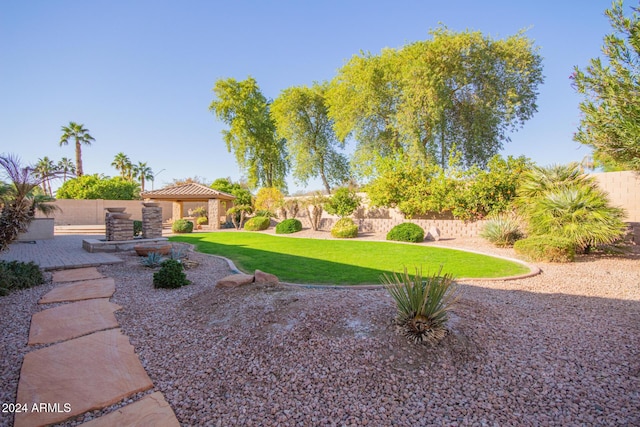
254, 269, 279, 284
215, 274, 254, 288
427, 226, 441, 241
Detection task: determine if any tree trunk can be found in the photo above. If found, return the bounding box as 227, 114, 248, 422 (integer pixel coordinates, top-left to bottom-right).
75, 140, 83, 176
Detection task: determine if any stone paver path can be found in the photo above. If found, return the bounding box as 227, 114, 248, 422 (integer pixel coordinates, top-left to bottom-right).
28, 299, 122, 345
38, 277, 116, 304
52, 267, 106, 282
15, 267, 180, 426
78, 392, 180, 427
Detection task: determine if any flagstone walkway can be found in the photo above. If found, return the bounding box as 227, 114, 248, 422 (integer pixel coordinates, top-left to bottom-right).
14, 267, 180, 427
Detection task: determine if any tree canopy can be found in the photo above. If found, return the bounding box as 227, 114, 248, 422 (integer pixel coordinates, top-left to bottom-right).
271, 81, 350, 194
327, 27, 543, 177
572, 0, 640, 171
56, 175, 139, 200
210, 77, 288, 190
59, 122, 95, 177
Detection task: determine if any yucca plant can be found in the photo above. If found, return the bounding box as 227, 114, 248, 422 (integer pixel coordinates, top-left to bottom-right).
480, 214, 524, 247
382, 267, 459, 345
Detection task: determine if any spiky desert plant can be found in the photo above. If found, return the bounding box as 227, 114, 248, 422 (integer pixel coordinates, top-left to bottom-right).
527, 185, 626, 253
515, 163, 596, 217
0, 154, 60, 252
382, 267, 459, 345
480, 214, 524, 247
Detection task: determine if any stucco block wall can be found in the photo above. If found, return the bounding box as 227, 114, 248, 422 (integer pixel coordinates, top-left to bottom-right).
592, 171, 640, 222
37, 200, 173, 225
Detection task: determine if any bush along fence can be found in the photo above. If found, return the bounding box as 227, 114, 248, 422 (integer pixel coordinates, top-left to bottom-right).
295, 215, 487, 239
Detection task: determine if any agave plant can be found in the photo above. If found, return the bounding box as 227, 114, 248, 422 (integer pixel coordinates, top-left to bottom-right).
0, 154, 60, 252
382, 267, 459, 345
140, 252, 164, 268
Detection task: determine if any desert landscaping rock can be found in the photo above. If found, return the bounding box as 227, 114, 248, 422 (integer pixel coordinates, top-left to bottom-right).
52, 267, 105, 283
2, 235, 639, 426
39, 278, 116, 304
215, 273, 254, 288
78, 392, 179, 427
254, 269, 279, 284
28, 299, 122, 345
427, 226, 441, 241
15, 329, 153, 427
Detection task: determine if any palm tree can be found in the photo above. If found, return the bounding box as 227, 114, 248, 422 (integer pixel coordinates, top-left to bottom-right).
34, 157, 56, 196
111, 152, 132, 180
133, 161, 153, 192
57, 157, 76, 182
0, 154, 60, 252
59, 122, 95, 177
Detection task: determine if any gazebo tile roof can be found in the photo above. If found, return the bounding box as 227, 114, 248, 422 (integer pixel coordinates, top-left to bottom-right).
141, 183, 235, 200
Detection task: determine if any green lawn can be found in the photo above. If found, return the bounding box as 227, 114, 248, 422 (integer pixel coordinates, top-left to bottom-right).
170, 231, 529, 285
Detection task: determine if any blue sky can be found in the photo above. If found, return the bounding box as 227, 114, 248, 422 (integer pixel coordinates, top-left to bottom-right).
0, 0, 615, 193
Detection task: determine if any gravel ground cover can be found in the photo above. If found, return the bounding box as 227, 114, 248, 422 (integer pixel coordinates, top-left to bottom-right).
1, 232, 639, 426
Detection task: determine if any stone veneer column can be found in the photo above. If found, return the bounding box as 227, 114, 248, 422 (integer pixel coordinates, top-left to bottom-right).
207, 199, 220, 230
105, 213, 134, 241
142, 206, 163, 239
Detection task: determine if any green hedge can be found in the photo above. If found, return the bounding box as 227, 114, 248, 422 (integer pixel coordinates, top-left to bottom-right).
276, 218, 303, 234
172, 219, 193, 233
331, 218, 358, 238
244, 216, 270, 231
386, 223, 425, 243
514, 235, 575, 263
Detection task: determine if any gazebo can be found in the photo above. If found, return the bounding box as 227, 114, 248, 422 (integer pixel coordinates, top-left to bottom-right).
140, 183, 235, 230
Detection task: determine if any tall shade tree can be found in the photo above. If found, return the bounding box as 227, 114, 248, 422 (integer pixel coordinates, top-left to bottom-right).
210, 76, 288, 190
272, 82, 350, 194
57, 157, 76, 182
34, 156, 56, 196
327, 26, 543, 175
59, 122, 95, 177
326, 49, 403, 178
111, 152, 133, 180
572, 0, 640, 171
133, 161, 153, 192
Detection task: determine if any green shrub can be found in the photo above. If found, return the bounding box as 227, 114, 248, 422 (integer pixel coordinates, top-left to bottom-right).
0, 261, 44, 296
516, 164, 626, 253
172, 219, 193, 233
276, 218, 303, 234
386, 223, 425, 243
244, 216, 270, 231
331, 217, 358, 238
382, 267, 459, 344
513, 235, 575, 263
133, 220, 142, 237
480, 215, 524, 247
153, 259, 191, 288
324, 187, 361, 218
196, 216, 208, 226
